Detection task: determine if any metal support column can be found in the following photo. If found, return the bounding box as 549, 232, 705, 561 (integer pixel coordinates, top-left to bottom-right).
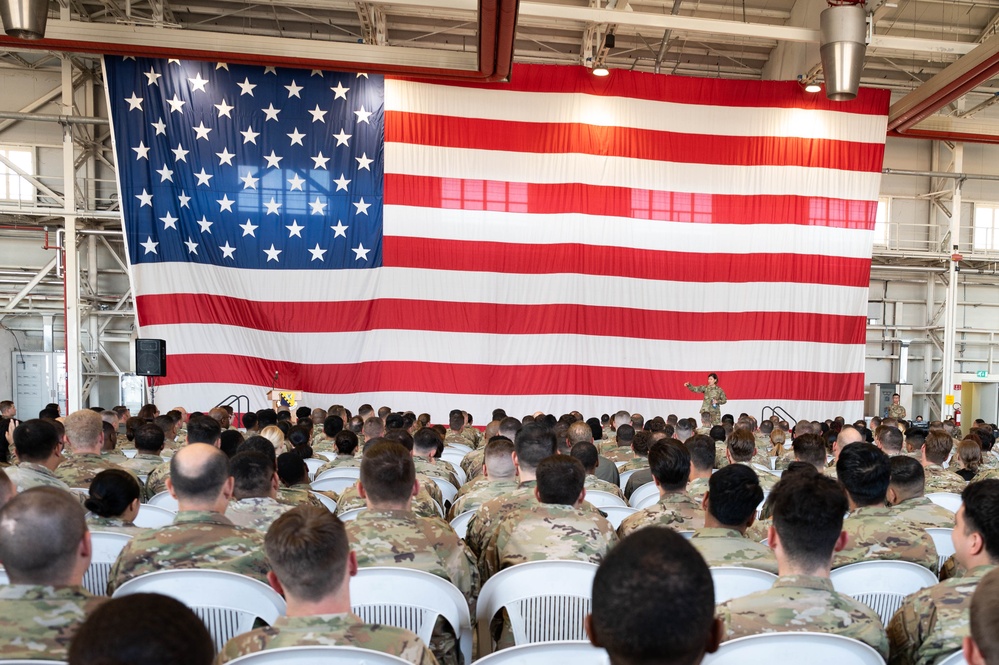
62, 54, 82, 413
941, 143, 963, 418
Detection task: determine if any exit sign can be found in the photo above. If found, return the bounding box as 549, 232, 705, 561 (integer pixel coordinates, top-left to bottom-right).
978, 370, 989, 378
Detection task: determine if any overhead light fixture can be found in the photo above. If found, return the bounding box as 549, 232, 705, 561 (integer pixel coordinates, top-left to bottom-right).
819, 2, 869, 101
805, 82, 822, 93
592, 66, 610, 77
0, 0, 48, 39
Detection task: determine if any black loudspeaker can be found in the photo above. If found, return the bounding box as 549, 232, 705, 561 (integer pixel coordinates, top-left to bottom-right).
135, 338, 167, 377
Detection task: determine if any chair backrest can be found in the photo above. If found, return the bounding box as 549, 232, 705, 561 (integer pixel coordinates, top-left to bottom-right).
446, 442, 472, 454
679, 530, 695, 539
584, 490, 627, 508
316, 451, 337, 461
147, 491, 180, 511
224, 645, 411, 665
0, 568, 8, 585
350, 566, 473, 665
476, 560, 599, 657
439, 450, 467, 479
710, 566, 778, 605
338, 507, 366, 522
926, 527, 956, 572
0, 660, 68, 665
314, 467, 361, 482
935, 650, 968, 665
111, 569, 287, 652
309, 491, 338, 513
122, 448, 138, 459
430, 476, 459, 507
304, 457, 324, 481
926, 492, 962, 513
830, 560, 940, 624
83, 531, 134, 596
618, 469, 638, 490
311, 477, 359, 494
628, 483, 660, 509
600, 506, 638, 530
473, 640, 609, 665
132, 503, 176, 528
702, 631, 884, 664
450, 509, 476, 540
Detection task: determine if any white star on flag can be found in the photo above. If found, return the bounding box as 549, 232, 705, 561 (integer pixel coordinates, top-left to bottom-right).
193, 122, 212, 140
309, 197, 327, 215
354, 106, 372, 124
125, 93, 143, 110
189, 72, 209, 92
135, 189, 153, 207
288, 174, 306, 191
331, 220, 348, 237
141, 237, 158, 254
217, 194, 235, 212
287, 128, 306, 146
151, 118, 167, 135
286, 220, 305, 237
144, 69, 161, 85
353, 243, 370, 260
353, 198, 371, 215
356, 153, 373, 170
216, 147, 235, 165
333, 129, 351, 147
219, 241, 236, 259
240, 219, 258, 236
264, 244, 282, 262
309, 244, 327, 261
160, 211, 179, 229
264, 151, 283, 168
334, 174, 350, 191
237, 78, 256, 96
194, 168, 214, 186
185, 238, 199, 254
264, 198, 282, 215
262, 104, 281, 121
178, 191, 191, 208
215, 99, 234, 118
331, 82, 349, 99
197, 216, 213, 233
156, 164, 174, 182
240, 172, 259, 189
309, 105, 327, 122
132, 142, 150, 160
285, 80, 303, 98
311, 152, 330, 169
241, 126, 260, 144
172, 143, 189, 162
166, 94, 186, 113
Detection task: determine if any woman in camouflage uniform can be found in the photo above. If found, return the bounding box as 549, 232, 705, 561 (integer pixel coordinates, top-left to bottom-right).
684, 373, 727, 425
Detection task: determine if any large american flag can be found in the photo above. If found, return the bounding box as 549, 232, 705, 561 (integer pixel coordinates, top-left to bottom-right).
105, 57, 889, 421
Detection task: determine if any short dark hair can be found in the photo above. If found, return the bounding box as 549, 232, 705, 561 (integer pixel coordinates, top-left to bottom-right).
616, 424, 635, 444
241, 411, 258, 430
134, 423, 165, 453
706, 464, 763, 527
237, 436, 278, 465
230, 451, 275, 499
276, 452, 309, 486
12, 418, 59, 463
771, 473, 849, 570
323, 415, 344, 438
334, 429, 359, 455
68, 593, 214, 665
535, 455, 585, 505
569, 441, 599, 472
649, 440, 690, 492
726, 429, 755, 462
169, 445, 230, 502
514, 423, 557, 473
962, 479, 999, 562
186, 416, 222, 445
219, 429, 244, 458
359, 441, 415, 504
792, 433, 827, 468
85, 469, 141, 518
685, 435, 716, 471
413, 427, 442, 454
266, 506, 350, 602
836, 442, 890, 507
590, 527, 716, 665
924, 429, 954, 465
889, 455, 925, 495
0, 487, 86, 584
875, 425, 904, 453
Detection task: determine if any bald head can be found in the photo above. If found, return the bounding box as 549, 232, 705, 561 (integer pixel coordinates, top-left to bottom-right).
168, 443, 231, 508
208, 407, 231, 430
64, 409, 104, 453
836, 425, 864, 457
0, 487, 89, 585
567, 421, 594, 445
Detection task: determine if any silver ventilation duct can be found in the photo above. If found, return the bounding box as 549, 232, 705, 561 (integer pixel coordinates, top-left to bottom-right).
819, 3, 868, 101
0, 0, 48, 39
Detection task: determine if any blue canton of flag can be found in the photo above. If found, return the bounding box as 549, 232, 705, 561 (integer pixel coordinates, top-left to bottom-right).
104, 56, 384, 270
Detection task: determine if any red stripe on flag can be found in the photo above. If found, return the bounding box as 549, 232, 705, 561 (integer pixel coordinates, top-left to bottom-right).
384, 175, 877, 230
136, 294, 866, 344
155, 355, 866, 401
383, 237, 872, 287
385, 113, 886, 172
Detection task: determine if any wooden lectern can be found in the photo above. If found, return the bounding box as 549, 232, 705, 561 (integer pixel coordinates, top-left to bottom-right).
267, 389, 303, 411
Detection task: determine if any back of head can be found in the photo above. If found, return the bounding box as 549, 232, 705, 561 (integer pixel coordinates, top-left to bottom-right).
187, 415, 222, 445
514, 423, 558, 474
359, 441, 416, 505
498, 416, 523, 441
836, 442, 890, 506
256, 409, 278, 428
924, 428, 954, 464
791, 433, 827, 468
569, 440, 599, 473
265, 505, 350, 601
323, 415, 344, 438
685, 434, 716, 472
567, 420, 594, 446
836, 425, 864, 450
675, 420, 694, 441
649, 440, 691, 491
771, 473, 848, 570
905, 428, 926, 451
153, 415, 175, 437
958, 439, 983, 473
64, 409, 104, 452
962, 479, 999, 562
385, 413, 404, 430
483, 437, 516, 479
535, 454, 584, 505
230, 451, 275, 499
974, 426, 996, 453
726, 428, 755, 462
12, 418, 59, 463
875, 425, 904, 453
0, 487, 86, 584
449, 409, 464, 431
708, 425, 725, 442
241, 411, 258, 431
707, 464, 763, 527
971, 568, 999, 665
134, 423, 165, 453
889, 455, 926, 499
219, 429, 244, 458
238, 435, 278, 465
276, 452, 309, 487
413, 427, 441, 455
362, 416, 385, 440
169, 444, 230, 504
86, 469, 141, 518
590, 527, 716, 665
631, 430, 652, 457
616, 424, 635, 445
68, 593, 215, 665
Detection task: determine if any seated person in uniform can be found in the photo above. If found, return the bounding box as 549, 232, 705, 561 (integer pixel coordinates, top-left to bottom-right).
218, 505, 435, 665
587, 527, 722, 665
965, 567, 999, 665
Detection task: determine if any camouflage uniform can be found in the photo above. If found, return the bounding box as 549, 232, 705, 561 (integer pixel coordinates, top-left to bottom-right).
686, 383, 727, 424
414, 456, 460, 489
922, 465, 967, 494
101, 449, 130, 465
887, 564, 997, 665
464, 481, 538, 558
0, 585, 106, 660
86, 515, 147, 536
448, 478, 520, 521
584, 474, 626, 501
55, 453, 130, 490
460, 448, 485, 481
480, 502, 617, 580
278, 485, 327, 509
107, 510, 268, 593
4, 462, 70, 492
718, 574, 889, 659
714, 442, 730, 469
833, 505, 939, 574
144, 460, 171, 497
218, 614, 438, 665
687, 477, 710, 504
618, 456, 649, 473
316, 455, 362, 475
444, 430, 471, 448
225, 497, 294, 532
888, 404, 907, 420
689, 527, 778, 574
617, 492, 703, 538
891, 496, 955, 530
336, 484, 442, 519
119, 452, 165, 478
312, 437, 336, 453
732, 461, 778, 491
601, 446, 637, 464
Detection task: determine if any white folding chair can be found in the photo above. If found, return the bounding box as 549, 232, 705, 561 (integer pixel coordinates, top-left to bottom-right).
146, 491, 179, 511
121, 449, 138, 459
316, 451, 337, 461
430, 476, 459, 507
476, 560, 599, 656
311, 477, 359, 494
710, 566, 778, 604
84, 531, 134, 596
315, 467, 361, 482
0, 568, 8, 584
309, 490, 338, 513
936, 650, 968, 665
702, 631, 883, 664
473, 640, 609, 665
450, 509, 476, 540
304, 457, 324, 481
446, 442, 472, 454
618, 469, 638, 491
338, 507, 366, 521
112, 569, 286, 652
133, 503, 176, 528
350, 567, 473, 665
441, 460, 467, 487
926, 492, 962, 513
830, 560, 940, 625
926, 527, 956, 572
628, 483, 660, 509
600, 506, 638, 529
223, 645, 410, 665
584, 490, 627, 508
439, 450, 468, 477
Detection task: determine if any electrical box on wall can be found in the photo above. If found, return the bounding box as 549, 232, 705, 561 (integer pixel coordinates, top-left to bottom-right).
12, 352, 67, 417
865, 383, 913, 419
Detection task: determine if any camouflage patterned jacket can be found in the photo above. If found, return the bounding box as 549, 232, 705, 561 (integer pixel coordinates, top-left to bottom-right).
336, 484, 442, 519
225, 496, 293, 532
891, 496, 955, 530
617, 491, 703, 538
887, 564, 997, 665
922, 465, 968, 495
277, 485, 327, 508
717, 574, 889, 659
55, 452, 130, 490
107, 510, 268, 594
0, 585, 106, 660
218, 613, 438, 665
833, 505, 939, 574
689, 527, 778, 574
448, 478, 520, 521
687, 477, 710, 504
464, 481, 538, 558
480, 502, 617, 580
583, 474, 626, 501
4, 462, 70, 493
85, 514, 147, 536
345, 509, 479, 609
414, 456, 460, 489
460, 448, 486, 481
119, 452, 165, 477
316, 456, 362, 475
144, 460, 171, 497
618, 457, 649, 473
